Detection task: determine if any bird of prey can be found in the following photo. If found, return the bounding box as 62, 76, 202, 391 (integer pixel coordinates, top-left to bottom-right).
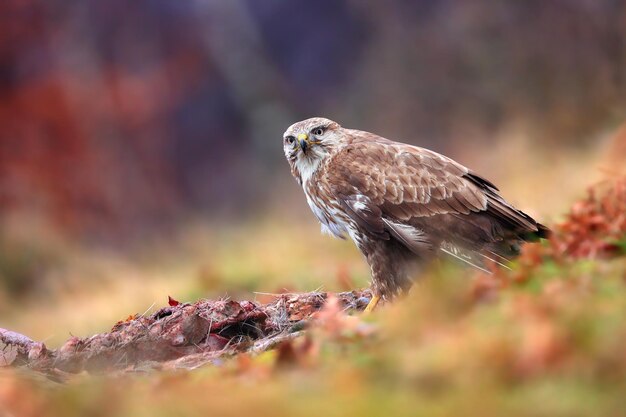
283, 117, 549, 312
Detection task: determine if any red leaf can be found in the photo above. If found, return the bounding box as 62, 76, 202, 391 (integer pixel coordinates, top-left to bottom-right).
168, 296, 180, 306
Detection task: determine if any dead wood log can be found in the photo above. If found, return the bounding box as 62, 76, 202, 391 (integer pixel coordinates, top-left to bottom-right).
0, 290, 371, 377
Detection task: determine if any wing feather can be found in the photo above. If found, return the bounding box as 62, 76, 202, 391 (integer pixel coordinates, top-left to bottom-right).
327, 131, 547, 254
382, 218, 432, 254
340, 195, 388, 239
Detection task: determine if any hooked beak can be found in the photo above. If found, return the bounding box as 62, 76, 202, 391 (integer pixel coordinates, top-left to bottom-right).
298, 133, 309, 153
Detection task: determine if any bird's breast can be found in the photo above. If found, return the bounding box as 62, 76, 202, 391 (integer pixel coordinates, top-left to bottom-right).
303, 187, 351, 239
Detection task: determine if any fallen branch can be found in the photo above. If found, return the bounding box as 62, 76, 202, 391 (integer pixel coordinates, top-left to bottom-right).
0, 290, 371, 378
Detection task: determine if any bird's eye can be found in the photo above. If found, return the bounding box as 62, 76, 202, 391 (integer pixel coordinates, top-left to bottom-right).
312, 127, 325, 136
285, 136, 295, 145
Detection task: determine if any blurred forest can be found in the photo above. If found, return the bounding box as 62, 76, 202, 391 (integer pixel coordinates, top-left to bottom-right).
1, 1, 626, 416
1, 0, 625, 240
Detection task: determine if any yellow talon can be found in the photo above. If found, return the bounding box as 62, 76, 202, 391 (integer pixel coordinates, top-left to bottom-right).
363, 294, 381, 314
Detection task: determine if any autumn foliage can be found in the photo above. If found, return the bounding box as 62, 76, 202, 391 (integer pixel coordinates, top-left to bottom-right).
550, 177, 626, 259
1, 177, 625, 417
508, 176, 626, 277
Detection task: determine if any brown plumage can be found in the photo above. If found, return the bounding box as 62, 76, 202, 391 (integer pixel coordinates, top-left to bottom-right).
283, 117, 549, 305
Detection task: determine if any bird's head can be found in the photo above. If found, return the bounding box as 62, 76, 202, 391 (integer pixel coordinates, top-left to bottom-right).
283, 117, 342, 184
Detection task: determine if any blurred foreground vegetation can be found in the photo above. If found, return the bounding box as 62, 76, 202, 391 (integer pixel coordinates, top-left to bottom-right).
1, 252, 625, 416
1, 177, 625, 416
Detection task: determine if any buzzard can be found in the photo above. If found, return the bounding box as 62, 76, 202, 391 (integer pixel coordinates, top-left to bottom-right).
283, 117, 549, 312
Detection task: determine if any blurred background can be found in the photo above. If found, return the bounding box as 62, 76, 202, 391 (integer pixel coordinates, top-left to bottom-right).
1, 0, 625, 346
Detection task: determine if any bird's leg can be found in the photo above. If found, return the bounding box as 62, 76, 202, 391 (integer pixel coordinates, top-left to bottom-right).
363, 294, 381, 314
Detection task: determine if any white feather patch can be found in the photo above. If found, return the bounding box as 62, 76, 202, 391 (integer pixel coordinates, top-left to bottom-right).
382, 219, 432, 254
305, 193, 348, 239
352, 201, 368, 211
439, 241, 492, 274
295, 157, 321, 185
382, 219, 427, 242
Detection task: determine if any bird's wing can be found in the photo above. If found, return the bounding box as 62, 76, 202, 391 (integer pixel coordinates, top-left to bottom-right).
329, 136, 486, 219
326, 132, 546, 254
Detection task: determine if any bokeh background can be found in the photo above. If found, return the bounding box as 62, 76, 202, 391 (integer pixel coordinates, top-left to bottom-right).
1, 0, 625, 346
2, 2, 626, 416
